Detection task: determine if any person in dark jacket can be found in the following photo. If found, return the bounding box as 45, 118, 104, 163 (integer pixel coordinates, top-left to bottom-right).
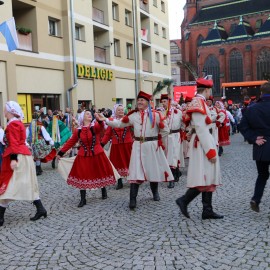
239, 82, 270, 213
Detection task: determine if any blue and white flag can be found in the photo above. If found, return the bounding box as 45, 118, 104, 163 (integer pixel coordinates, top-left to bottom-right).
0, 17, 19, 52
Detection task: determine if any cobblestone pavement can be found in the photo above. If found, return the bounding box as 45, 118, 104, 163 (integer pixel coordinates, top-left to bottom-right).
1, 134, 270, 270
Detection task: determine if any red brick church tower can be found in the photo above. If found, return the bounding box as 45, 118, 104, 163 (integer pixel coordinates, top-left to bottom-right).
181, 0, 270, 98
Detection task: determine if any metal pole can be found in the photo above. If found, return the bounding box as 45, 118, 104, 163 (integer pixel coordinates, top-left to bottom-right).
67, 0, 78, 109
132, 0, 139, 96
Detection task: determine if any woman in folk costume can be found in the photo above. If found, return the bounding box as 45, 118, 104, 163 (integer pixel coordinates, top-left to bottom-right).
26, 113, 55, 175
0, 125, 4, 172
176, 79, 223, 220
101, 104, 133, 190
46, 112, 72, 168
0, 101, 47, 227
215, 101, 230, 156
160, 94, 183, 189
99, 91, 174, 209
57, 110, 117, 207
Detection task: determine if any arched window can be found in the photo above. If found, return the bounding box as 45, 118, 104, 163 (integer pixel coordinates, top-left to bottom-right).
203, 55, 220, 95
229, 50, 243, 82
257, 48, 270, 80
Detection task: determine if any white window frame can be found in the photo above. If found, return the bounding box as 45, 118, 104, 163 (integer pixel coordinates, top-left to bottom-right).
155, 51, 160, 63
114, 39, 121, 57
48, 18, 59, 36
163, 54, 168, 65
161, 1, 165, 12
154, 23, 159, 35
126, 43, 134, 59
75, 24, 85, 41
125, 9, 132, 27
112, 2, 119, 21
162, 27, 166, 38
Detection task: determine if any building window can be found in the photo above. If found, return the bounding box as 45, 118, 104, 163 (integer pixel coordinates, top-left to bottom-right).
48, 17, 60, 36
163, 54, 168, 65
154, 23, 159, 35
112, 2, 119, 21
75, 24, 85, 41
114, 39, 120, 57
172, 68, 177, 75
162, 27, 166, 38
257, 48, 270, 80
229, 50, 243, 82
203, 54, 220, 95
126, 43, 134, 59
153, 0, 157, 7
155, 51, 160, 63
161, 1, 165, 12
125, 9, 132, 27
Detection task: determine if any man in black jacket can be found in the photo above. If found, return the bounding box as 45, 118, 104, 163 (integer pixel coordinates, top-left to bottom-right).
240, 82, 270, 212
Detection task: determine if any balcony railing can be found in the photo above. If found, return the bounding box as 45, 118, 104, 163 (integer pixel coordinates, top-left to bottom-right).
92, 7, 105, 24
17, 31, 33, 51
141, 28, 149, 42
94, 46, 107, 63
142, 59, 150, 72
140, 1, 149, 13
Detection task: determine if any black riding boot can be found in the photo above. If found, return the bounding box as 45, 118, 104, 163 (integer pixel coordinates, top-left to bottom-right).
36, 165, 42, 176
175, 167, 182, 182
168, 168, 175, 188
150, 182, 160, 201
51, 157, 56, 169
0, 206, 6, 226
176, 188, 201, 218
101, 187, 107, 199
116, 178, 123, 190
78, 190, 86, 207
202, 192, 224, 220
30, 200, 47, 221
129, 184, 139, 209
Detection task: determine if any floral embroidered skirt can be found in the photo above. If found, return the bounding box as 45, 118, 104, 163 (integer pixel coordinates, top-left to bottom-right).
109, 142, 132, 177
66, 152, 117, 189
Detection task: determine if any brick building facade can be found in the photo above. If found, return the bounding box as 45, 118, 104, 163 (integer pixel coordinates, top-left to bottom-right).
181, 0, 270, 97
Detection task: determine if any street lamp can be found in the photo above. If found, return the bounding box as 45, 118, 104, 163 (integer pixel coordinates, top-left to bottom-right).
0, 1, 4, 5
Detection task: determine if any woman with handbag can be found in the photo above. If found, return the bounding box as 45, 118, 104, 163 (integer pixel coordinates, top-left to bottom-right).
0, 101, 47, 227
57, 110, 117, 207
101, 104, 133, 189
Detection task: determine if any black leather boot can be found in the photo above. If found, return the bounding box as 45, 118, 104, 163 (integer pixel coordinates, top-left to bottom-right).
175, 188, 201, 218
0, 206, 6, 226
51, 157, 56, 169
150, 182, 160, 201
168, 168, 175, 188
175, 167, 182, 181
202, 192, 224, 220
36, 165, 42, 176
116, 178, 123, 190
101, 187, 107, 199
78, 190, 86, 207
30, 200, 47, 221
129, 184, 139, 209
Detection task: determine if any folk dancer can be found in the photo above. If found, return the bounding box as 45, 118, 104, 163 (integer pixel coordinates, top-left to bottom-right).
0, 101, 47, 226
176, 79, 223, 220
160, 94, 183, 188
100, 91, 174, 209
26, 113, 55, 175
57, 110, 117, 207
101, 104, 133, 190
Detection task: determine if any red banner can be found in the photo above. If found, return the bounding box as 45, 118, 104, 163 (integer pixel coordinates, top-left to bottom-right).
173, 85, 197, 102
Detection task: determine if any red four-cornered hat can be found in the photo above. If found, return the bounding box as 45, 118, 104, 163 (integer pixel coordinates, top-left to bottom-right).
196, 78, 213, 88
160, 94, 168, 101
185, 96, 193, 103
207, 95, 214, 101
137, 91, 152, 101
250, 96, 256, 100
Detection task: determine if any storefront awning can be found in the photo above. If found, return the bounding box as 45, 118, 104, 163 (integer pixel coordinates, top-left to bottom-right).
222, 80, 267, 88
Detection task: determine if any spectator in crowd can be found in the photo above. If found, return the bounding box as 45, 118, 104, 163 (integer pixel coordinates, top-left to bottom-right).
240, 82, 270, 213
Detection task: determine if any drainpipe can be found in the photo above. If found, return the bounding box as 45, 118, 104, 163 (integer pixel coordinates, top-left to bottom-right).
132, 0, 139, 96
67, 0, 78, 109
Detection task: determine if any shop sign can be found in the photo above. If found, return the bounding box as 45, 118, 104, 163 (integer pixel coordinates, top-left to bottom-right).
77, 64, 113, 81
